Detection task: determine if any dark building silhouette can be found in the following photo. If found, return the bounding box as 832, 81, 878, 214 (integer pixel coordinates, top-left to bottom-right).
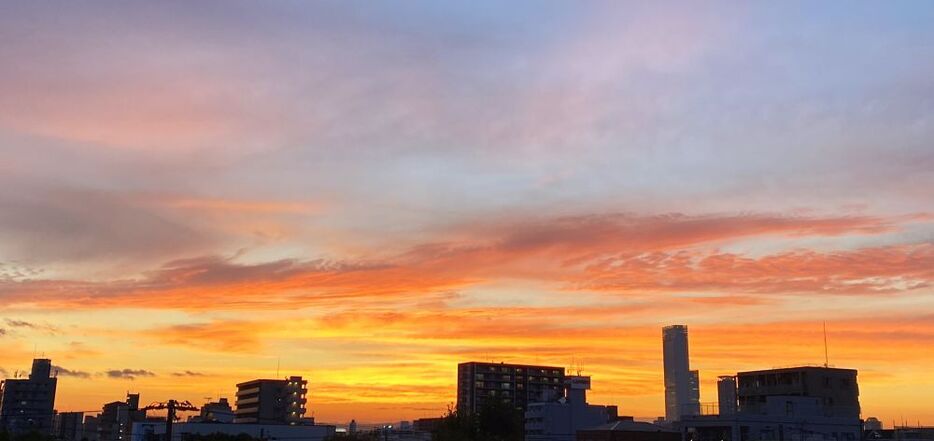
662, 325, 700, 422
736, 366, 860, 418
681, 366, 862, 441
577, 418, 680, 441
53, 411, 84, 441
457, 362, 565, 414
83, 415, 100, 441
717, 376, 737, 416
234, 376, 308, 424
97, 394, 146, 441
524, 375, 619, 441
0, 358, 58, 435
189, 398, 234, 423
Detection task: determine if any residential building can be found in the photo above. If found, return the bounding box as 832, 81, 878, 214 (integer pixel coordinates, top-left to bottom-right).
457, 362, 565, 414
524, 376, 618, 441
97, 394, 147, 441
53, 411, 84, 441
0, 358, 58, 435
130, 422, 334, 441
680, 366, 863, 441
235, 376, 308, 424
577, 418, 680, 441
662, 325, 700, 422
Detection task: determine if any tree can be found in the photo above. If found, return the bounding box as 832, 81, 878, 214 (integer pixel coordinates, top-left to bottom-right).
432, 401, 524, 441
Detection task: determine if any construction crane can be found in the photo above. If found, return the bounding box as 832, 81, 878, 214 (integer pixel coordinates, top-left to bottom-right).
141, 400, 199, 441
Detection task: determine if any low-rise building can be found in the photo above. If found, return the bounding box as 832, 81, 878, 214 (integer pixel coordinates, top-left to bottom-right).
577, 418, 680, 441
188, 398, 234, 423
130, 421, 335, 441
525, 376, 618, 441
680, 366, 863, 441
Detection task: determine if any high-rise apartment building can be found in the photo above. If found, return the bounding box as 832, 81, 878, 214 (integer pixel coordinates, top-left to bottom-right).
0, 358, 58, 435
235, 376, 308, 425
457, 362, 565, 414
662, 325, 700, 422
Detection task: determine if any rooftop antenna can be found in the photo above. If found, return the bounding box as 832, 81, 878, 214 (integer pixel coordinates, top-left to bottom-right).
276, 357, 281, 378
823, 322, 829, 368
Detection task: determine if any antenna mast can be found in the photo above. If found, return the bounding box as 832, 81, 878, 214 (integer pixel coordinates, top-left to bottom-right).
823, 322, 829, 368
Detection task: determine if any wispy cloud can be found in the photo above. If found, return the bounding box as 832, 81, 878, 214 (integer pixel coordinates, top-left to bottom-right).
105, 369, 156, 380
52, 365, 92, 379
171, 370, 207, 377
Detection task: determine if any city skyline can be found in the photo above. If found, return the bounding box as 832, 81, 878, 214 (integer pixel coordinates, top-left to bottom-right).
0, 0, 932, 427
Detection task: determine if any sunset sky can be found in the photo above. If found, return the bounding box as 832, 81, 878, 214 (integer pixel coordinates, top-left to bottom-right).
1, 1, 932, 426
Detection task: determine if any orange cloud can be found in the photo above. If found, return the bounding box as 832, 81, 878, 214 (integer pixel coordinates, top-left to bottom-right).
0, 212, 928, 311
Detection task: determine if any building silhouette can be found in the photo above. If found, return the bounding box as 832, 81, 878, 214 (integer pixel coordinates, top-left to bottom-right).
662, 325, 700, 422
457, 362, 565, 414
53, 411, 84, 441
97, 393, 146, 441
717, 376, 737, 416
681, 366, 862, 441
234, 376, 308, 424
524, 375, 619, 441
736, 366, 860, 418
0, 358, 58, 435
189, 397, 234, 423
578, 418, 680, 441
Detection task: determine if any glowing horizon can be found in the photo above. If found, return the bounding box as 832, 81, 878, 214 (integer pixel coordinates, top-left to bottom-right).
0, 0, 932, 427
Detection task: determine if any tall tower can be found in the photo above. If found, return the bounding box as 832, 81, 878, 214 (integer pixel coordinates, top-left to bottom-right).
663, 325, 700, 421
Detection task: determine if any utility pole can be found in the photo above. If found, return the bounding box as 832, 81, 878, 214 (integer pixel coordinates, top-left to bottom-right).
142, 400, 198, 441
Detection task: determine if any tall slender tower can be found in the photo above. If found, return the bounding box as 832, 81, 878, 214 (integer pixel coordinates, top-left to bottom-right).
663, 325, 700, 421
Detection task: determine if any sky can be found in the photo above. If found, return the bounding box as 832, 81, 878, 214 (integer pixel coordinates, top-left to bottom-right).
0, 0, 932, 426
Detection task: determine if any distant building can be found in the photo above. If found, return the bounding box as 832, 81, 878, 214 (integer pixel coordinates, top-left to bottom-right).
53, 411, 84, 441
866, 426, 934, 441
413, 417, 443, 433
189, 398, 234, 423
130, 422, 334, 441
662, 325, 700, 422
457, 362, 565, 414
0, 358, 58, 435
680, 366, 862, 441
524, 376, 618, 441
577, 418, 680, 441
97, 393, 147, 441
235, 376, 308, 424
864, 417, 883, 431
